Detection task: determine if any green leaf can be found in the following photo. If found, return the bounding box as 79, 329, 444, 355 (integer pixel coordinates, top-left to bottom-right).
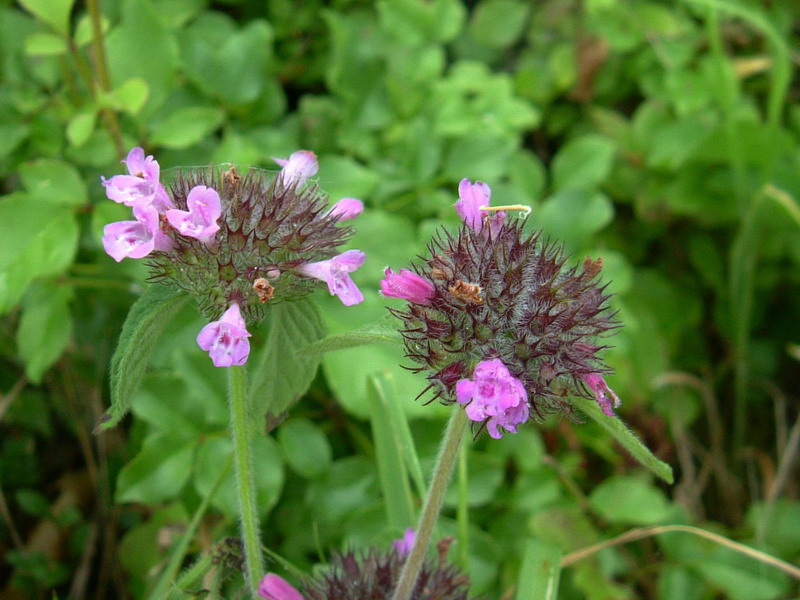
277, 418, 332, 479
318, 155, 381, 202
377, 0, 466, 44
552, 134, 616, 191
24, 32, 67, 56
149, 106, 225, 149
469, 0, 530, 49
97, 285, 190, 432
105, 0, 178, 114
16, 281, 72, 384
368, 373, 415, 529
0, 124, 30, 160
106, 77, 149, 115
443, 132, 517, 181
247, 298, 326, 419
18, 0, 75, 35
571, 395, 674, 483
19, 159, 87, 207
590, 475, 672, 524
66, 110, 97, 148
515, 538, 562, 600
301, 314, 402, 356
0, 195, 78, 315
116, 432, 197, 503
534, 189, 614, 250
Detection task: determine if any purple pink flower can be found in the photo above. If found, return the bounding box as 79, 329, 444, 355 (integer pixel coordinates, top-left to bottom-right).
101, 204, 172, 262
102, 146, 173, 211
581, 373, 621, 416
455, 178, 491, 232
455, 359, 529, 439
392, 527, 416, 557
258, 574, 304, 600
196, 303, 252, 367
380, 268, 435, 305
327, 197, 363, 221
297, 250, 366, 306
165, 185, 221, 243
273, 150, 318, 185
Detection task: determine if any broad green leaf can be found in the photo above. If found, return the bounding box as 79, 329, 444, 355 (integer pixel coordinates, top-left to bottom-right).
658, 566, 705, 600
16, 281, 72, 384
443, 132, 517, 181
66, 110, 97, 148
106, 0, 178, 114
317, 155, 381, 203
193, 435, 284, 519
116, 432, 197, 503
301, 314, 402, 356
515, 538, 562, 600
0, 124, 30, 160
377, 0, 466, 44
149, 106, 225, 149
24, 32, 66, 55
20, 159, 87, 207
0, 194, 78, 314
534, 189, 614, 250
589, 475, 672, 524
18, 0, 75, 35
74, 13, 109, 46
278, 418, 332, 479
552, 134, 615, 191
571, 395, 674, 483
694, 559, 788, 600
98, 285, 190, 432
368, 373, 415, 529
247, 298, 326, 419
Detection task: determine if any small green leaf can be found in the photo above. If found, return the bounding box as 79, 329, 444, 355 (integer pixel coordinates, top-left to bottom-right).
515, 538, 563, 600
73, 13, 109, 46
278, 418, 332, 479
16, 281, 73, 384
149, 106, 225, 149
301, 313, 402, 356
24, 32, 67, 56
317, 155, 381, 202
18, 0, 75, 35
19, 159, 87, 207
247, 298, 326, 419
98, 285, 190, 432
534, 189, 614, 250
443, 132, 517, 181
571, 395, 674, 483
66, 110, 97, 148
107, 77, 149, 115
590, 475, 672, 524
368, 373, 416, 528
469, 0, 530, 50
552, 134, 616, 191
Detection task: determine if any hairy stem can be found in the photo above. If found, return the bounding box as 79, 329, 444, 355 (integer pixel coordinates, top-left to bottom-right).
228, 366, 263, 596
392, 409, 468, 600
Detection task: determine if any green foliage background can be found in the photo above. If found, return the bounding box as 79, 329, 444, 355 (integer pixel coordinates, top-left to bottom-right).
1, 0, 799, 598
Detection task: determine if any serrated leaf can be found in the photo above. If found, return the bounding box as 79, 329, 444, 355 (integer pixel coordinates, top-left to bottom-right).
247, 299, 326, 419
301, 313, 402, 356
571, 395, 674, 483
97, 285, 190, 432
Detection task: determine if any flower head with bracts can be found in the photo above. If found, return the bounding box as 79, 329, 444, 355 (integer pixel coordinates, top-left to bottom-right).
101, 148, 366, 367
381, 178, 620, 438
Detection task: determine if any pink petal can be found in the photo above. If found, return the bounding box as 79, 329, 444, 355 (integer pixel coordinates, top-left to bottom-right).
328, 197, 364, 221
258, 574, 305, 600
455, 179, 491, 232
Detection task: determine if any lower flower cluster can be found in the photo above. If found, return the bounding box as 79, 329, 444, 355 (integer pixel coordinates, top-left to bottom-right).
101, 149, 366, 367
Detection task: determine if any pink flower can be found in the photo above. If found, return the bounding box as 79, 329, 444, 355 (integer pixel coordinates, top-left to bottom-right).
392, 528, 416, 557
581, 373, 621, 417
455, 178, 491, 232
258, 574, 304, 600
101, 204, 172, 262
272, 150, 318, 185
297, 249, 366, 306
102, 147, 173, 211
165, 185, 221, 243
196, 303, 252, 367
327, 197, 363, 221
456, 358, 529, 439
380, 268, 435, 305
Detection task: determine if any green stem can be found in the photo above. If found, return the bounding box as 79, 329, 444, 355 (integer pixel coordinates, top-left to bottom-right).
392, 409, 469, 600
165, 554, 213, 600
229, 365, 264, 597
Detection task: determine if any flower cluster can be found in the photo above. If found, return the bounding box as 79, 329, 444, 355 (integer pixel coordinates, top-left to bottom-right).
258, 532, 471, 600
101, 149, 366, 367
381, 179, 621, 438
